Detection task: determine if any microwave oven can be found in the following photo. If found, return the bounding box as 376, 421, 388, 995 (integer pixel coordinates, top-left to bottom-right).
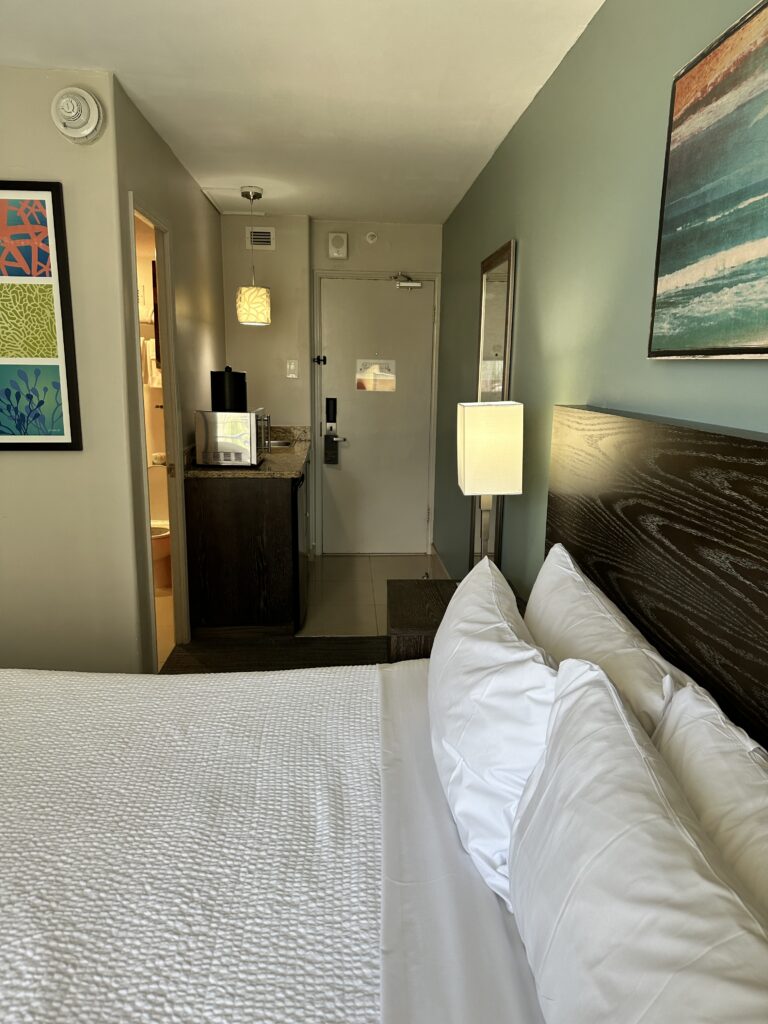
194, 410, 268, 466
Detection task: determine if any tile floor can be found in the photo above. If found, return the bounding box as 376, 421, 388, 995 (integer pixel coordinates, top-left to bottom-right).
298, 552, 450, 637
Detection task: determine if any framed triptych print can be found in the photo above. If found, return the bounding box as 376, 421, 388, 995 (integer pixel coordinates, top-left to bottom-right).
0, 181, 82, 448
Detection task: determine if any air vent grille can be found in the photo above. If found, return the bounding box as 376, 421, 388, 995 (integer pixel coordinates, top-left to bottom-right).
202, 451, 247, 465
246, 226, 276, 251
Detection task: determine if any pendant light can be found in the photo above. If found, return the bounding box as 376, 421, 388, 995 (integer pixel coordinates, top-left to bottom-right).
236, 187, 271, 326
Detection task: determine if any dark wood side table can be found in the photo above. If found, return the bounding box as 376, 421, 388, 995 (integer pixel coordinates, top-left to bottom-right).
387, 578, 458, 662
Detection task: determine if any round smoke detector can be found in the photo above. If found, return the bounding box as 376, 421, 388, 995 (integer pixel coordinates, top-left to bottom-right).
51, 88, 104, 144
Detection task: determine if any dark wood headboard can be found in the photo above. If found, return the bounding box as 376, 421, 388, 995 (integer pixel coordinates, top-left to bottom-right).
546, 406, 768, 747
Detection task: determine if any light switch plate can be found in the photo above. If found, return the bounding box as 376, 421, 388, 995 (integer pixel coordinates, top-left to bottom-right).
286, 359, 299, 379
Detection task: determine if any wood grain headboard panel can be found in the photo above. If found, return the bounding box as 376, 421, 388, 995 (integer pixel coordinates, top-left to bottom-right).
546, 406, 768, 746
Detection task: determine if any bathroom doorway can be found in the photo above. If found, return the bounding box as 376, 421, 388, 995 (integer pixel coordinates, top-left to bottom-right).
133, 210, 178, 669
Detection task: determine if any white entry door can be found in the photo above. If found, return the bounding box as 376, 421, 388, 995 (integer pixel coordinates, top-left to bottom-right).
319, 276, 436, 554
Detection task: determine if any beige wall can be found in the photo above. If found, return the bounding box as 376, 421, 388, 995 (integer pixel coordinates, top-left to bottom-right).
0, 67, 143, 671
222, 214, 310, 424
311, 220, 442, 274
0, 68, 225, 673
113, 79, 225, 442
113, 78, 225, 668
220, 217, 441, 429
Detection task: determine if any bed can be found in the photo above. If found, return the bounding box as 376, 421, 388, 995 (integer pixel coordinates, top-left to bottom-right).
1, 661, 541, 1024
2, 406, 767, 1023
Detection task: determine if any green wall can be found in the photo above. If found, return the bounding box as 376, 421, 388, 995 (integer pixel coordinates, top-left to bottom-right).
434, 0, 767, 591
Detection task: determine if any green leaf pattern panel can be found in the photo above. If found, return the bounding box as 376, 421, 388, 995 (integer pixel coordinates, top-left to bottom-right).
0, 283, 58, 358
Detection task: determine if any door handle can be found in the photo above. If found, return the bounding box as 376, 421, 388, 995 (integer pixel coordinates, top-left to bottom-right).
332, 437, 347, 442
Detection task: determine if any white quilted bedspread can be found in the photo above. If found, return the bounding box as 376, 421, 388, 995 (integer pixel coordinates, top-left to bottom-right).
0, 665, 382, 1024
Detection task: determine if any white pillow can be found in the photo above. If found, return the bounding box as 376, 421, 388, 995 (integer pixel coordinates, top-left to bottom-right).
509, 664, 768, 1024
524, 542, 691, 732
653, 683, 768, 922
428, 557, 555, 903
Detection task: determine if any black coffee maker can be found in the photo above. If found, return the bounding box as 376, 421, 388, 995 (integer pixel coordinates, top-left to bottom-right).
210, 365, 247, 412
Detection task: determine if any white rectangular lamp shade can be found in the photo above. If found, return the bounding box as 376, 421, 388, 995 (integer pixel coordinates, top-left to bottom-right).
236, 285, 271, 326
457, 401, 523, 495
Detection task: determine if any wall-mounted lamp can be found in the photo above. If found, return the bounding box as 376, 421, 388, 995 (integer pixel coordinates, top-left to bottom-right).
236, 187, 271, 326
457, 401, 524, 561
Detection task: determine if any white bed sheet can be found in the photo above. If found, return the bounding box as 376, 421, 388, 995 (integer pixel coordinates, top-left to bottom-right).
380, 659, 544, 1024
0, 665, 382, 1024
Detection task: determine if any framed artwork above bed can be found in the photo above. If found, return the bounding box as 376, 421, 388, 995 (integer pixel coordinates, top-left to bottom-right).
649, 1, 768, 358
0, 181, 82, 449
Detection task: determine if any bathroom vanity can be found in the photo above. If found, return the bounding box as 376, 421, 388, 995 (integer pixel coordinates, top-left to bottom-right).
184, 431, 310, 635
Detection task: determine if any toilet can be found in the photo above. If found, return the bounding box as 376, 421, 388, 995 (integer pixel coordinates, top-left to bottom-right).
151, 521, 172, 590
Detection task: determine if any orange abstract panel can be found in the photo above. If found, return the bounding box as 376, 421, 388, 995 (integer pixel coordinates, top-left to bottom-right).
0, 199, 51, 277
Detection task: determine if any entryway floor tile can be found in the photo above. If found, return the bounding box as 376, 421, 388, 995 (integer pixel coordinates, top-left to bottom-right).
301, 550, 449, 638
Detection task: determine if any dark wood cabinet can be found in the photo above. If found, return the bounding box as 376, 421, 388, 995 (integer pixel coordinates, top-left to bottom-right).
185, 471, 309, 635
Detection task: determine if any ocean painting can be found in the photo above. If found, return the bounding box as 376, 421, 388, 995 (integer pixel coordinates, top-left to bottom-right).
650, 2, 768, 357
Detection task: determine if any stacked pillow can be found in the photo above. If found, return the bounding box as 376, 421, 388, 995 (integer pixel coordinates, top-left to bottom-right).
427, 557, 556, 902
509, 665, 768, 1023
653, 683, 768, 922
523, 543, 692, 732
428, 547, 768, 1022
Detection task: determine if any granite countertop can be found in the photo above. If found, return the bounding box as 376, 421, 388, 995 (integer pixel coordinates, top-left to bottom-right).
185, 425, 310, 480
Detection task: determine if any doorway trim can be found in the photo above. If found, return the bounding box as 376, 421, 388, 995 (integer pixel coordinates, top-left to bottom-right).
310, 269, 441, 557
127, 193, 191, 671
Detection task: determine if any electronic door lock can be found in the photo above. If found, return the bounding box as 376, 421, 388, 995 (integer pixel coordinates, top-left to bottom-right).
324, 396, 341, 464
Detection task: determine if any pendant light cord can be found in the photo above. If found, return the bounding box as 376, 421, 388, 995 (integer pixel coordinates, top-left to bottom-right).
250, 193, 256, 288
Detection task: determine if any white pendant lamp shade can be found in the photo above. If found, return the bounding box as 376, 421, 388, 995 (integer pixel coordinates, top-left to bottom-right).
457, 401, 524, 496
236, 285, 271, 326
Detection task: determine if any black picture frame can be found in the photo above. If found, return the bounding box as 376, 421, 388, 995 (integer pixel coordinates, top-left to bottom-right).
651, 1, 768, 360
0, 180, 82, 449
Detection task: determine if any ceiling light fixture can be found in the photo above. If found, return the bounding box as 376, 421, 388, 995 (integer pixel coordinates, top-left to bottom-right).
236, 187, 271, 326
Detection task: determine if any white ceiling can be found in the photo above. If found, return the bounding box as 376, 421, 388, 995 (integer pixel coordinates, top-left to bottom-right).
2, 0, 605, 222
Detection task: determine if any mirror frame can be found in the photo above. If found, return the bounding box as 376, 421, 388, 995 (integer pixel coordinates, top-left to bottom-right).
468, 240, 516, 571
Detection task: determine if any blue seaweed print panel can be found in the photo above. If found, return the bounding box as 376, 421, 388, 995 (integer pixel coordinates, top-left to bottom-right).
0, 365, 64, 435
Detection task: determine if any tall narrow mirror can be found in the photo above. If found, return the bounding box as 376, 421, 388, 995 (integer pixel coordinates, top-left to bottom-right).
469, 241, 516, 568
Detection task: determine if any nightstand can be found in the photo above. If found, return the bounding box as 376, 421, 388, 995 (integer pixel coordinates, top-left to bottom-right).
387, 578, 458, 662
